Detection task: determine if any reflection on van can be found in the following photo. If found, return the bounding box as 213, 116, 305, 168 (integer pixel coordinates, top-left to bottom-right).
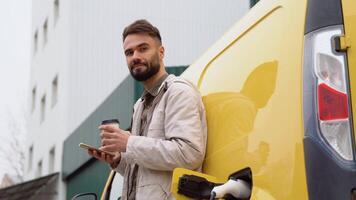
203, 61, 277, 179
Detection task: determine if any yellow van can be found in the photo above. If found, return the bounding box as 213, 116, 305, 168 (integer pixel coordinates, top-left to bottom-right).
73, 0, 356, 199
175, 0, 356, 199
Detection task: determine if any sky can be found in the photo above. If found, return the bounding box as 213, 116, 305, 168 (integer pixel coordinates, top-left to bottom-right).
0, 0, 31, 181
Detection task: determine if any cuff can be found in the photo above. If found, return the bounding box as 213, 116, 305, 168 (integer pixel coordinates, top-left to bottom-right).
123, 135, 140, 164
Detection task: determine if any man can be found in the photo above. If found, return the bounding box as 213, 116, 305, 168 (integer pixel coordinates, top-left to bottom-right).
89, 19, 207, 200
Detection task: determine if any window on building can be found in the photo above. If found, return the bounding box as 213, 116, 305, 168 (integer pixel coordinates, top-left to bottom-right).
43, 19, 48, 46
33, 30, 38, 54
52, 76, 58, 107
31, 87, 36, 113
49, 147, 55, 173
37, 160, 42, 177
28, 146, 33, 171
40, 94, 46, 123
54, 0, 59, 25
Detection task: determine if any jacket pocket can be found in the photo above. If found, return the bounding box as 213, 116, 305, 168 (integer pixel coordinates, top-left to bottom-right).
136, 184, 168, 200
148, 109, 165, 139
147, 127, 165, 139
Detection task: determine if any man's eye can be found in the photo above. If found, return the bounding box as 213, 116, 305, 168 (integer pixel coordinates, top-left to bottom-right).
125, 51, 133, 56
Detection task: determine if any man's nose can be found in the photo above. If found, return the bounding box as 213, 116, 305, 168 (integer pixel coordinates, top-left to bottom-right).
132, 50, 142, 59
131, 51, 144, 65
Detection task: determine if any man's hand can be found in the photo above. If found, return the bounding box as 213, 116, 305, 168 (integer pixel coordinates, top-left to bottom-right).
88, 149, 121, 169
99, 124, 130, 153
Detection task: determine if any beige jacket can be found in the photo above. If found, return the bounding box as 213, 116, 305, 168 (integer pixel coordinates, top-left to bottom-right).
115, 75, 207, 200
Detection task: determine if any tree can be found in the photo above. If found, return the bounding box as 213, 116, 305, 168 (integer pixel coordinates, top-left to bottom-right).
0, 107, 27, 184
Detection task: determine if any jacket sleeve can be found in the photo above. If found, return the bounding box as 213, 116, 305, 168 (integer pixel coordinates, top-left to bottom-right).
113, 153, 128, 175
123, 83, 207, 171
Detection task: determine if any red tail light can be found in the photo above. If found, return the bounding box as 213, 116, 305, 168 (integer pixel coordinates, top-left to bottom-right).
318, 83, 349, 121
308, 26, 354, 160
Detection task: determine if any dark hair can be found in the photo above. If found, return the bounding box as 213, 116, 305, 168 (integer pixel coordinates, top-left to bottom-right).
122, 19, 162, 44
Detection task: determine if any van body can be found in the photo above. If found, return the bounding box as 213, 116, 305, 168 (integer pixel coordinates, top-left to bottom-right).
78, 0, 356, 199
177, 0, 356, 199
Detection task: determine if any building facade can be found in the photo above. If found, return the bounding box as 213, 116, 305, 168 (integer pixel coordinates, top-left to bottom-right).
27, 0, 252, 199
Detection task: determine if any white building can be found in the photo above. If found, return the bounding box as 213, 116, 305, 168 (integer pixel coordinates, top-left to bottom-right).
26, 0, 250, 199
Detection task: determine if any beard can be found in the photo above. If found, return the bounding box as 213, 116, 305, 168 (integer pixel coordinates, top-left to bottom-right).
129, 54, 160, 82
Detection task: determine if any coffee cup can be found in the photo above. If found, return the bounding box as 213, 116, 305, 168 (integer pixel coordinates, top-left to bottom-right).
101, 119, 120, 128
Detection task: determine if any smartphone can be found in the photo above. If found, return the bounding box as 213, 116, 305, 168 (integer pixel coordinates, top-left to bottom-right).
79, 143, 115, 157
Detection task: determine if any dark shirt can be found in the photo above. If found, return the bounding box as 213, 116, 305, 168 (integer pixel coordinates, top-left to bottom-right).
139, 73, 169, 136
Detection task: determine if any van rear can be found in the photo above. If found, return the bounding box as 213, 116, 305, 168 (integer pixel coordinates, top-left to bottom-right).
303, 0, 356, 199
172, 0, 356, 199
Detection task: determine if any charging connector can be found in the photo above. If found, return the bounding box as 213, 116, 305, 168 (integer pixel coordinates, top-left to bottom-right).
210, 179, 251, 199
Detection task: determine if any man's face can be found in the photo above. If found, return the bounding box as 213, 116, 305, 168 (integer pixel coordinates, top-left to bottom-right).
123, 34, 163, 81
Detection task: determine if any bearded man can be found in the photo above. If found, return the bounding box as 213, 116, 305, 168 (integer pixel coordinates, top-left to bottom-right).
89, 19, 207, 200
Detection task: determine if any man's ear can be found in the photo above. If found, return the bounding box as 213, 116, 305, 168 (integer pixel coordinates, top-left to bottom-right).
159, 46, 165, 60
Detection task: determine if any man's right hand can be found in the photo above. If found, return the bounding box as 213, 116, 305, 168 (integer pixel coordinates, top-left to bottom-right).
88, 149, 121, 169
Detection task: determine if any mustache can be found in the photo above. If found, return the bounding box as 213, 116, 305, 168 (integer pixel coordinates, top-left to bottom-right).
130, 59, 148, 68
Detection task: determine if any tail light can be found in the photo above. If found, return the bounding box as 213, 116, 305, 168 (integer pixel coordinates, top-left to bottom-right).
309, 26, 354, 160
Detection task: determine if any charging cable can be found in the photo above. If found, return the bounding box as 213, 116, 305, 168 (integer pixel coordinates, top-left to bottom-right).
209, 179, 251, 199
